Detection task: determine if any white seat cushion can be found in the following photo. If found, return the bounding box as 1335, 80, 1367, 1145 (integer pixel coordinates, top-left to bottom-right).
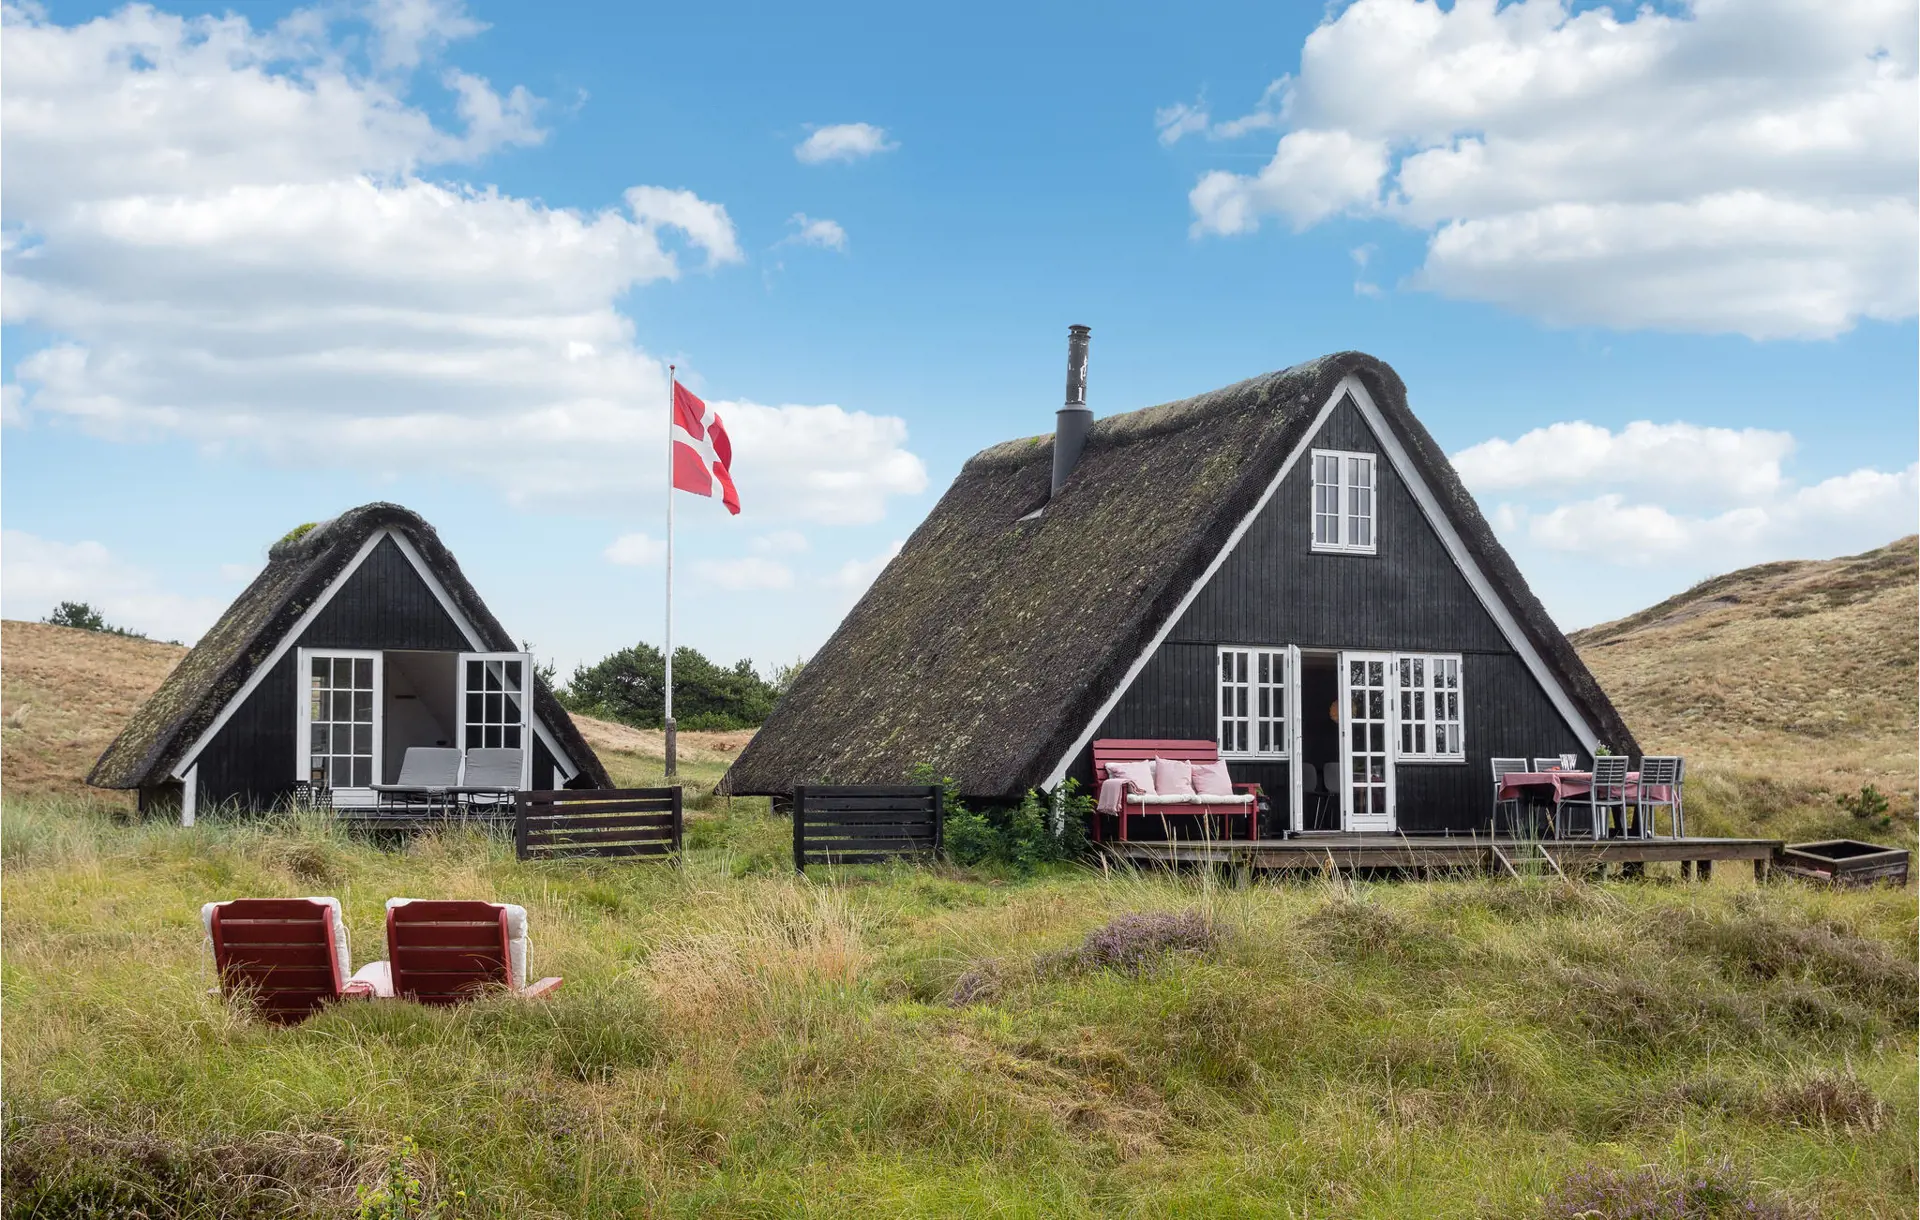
1124, 793, 1255, 806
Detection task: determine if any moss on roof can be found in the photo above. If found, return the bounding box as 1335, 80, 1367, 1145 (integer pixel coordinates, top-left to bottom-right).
722, 351, 1636, 799
90, 502, 609, 791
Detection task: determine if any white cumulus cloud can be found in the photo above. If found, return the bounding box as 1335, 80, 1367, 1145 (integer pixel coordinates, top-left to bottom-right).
1178, 0, 1919, 339
794, 122, 897, 164
604, 533, 667, 566
693, 556, 794, 591
783, 213, 848, 252
1454, 419, 1918, 572
0, 529, 228, 642
0, 3, 925, 525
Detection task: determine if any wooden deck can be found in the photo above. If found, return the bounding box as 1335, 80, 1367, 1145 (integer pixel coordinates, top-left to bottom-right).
1104, 833, 1784, 880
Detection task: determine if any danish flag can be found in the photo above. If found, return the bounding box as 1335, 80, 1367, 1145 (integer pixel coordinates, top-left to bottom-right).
671, 381, 741, 515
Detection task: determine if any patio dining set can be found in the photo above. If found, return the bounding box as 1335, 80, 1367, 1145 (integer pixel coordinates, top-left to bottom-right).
1491, 755, 1686, 840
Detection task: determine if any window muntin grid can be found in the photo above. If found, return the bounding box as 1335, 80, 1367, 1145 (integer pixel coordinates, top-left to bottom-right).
1218, 647, 1288, 758
1397, 653, 1465, 760
1310, 449, 1378, 554
308, 654, 375, 788
463, 657, 526, 750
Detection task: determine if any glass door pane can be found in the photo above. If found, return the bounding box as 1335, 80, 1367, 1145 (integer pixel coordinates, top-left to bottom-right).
1340, 651, 1395, 831
307, 652, 378, 788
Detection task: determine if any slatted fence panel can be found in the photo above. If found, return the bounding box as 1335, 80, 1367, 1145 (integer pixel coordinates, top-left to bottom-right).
794, 785, 942, 870
515, 788, 682, 861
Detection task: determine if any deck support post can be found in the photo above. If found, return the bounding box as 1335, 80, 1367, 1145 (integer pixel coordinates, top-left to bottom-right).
1697, 859, 1713, 882
1753, 857, 1770, 883
1679, 860, 1693, 881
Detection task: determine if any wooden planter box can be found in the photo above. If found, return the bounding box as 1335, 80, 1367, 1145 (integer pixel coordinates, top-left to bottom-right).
1774, 839, 1910, 887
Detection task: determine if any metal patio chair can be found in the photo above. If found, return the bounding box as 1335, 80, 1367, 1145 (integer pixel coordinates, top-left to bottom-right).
1491, 757, 1529, 836
1563, 755, 1631, 839
452, 747, 525, 814
1635, 756, 1684, 839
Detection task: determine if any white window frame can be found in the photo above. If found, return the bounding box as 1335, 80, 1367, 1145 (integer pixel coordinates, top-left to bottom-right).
1394, 652, 1465, 763
1216, 645, 1290, 759
295, 647, 384, 802
1310, 448, 1378, 555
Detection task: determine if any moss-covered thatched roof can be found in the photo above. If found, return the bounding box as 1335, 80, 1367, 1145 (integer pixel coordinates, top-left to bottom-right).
722, 351, 1636, 799
89, 502, 610, 790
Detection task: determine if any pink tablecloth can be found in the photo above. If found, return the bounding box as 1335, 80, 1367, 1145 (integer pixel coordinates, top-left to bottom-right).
1499, 771, 1673, 804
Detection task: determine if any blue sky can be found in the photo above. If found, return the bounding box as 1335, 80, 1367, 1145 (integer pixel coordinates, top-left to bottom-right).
4, 0, 1915, 679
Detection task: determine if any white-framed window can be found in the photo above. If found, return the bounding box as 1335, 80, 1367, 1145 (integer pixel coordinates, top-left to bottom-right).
297, 648, 383, 789
1395, 653, 1464, 761
1311, 449, 1377, 554
1218, 646, 1288, 758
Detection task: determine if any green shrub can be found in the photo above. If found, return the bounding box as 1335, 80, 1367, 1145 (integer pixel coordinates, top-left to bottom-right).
561, 642, 779, 730
911, 765, 1089, 873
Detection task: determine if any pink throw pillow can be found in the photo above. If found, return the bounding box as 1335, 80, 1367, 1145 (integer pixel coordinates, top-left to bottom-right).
1191, 760, 1236, 796
1153, 757, 1196, 797
1106, 760, 1155, 793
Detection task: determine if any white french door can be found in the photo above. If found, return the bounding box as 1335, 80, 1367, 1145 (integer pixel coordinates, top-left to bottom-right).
297, 648, 383, 802
458, 652, 533, 788
1339, 651, 1397, 831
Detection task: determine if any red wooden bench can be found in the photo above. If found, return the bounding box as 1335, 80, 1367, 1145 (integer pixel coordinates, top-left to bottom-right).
1091, 739, 1262, 843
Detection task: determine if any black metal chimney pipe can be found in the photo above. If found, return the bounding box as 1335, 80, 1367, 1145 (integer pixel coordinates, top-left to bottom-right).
1052, 324, 1092, 498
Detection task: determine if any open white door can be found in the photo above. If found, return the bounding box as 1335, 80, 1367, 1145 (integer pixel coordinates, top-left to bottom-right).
1285, 644, 1303, 834
297, 648, 383, 807
458, 652, 533, 789
1339, 651, 1396, 832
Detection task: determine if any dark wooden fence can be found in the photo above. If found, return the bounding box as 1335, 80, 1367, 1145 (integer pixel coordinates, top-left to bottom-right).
793, 785, 943, 870
514, 788, 682, 861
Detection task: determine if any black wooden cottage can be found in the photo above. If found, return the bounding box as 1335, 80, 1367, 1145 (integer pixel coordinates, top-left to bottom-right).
724, 344, 1640, 836
90, 503, 609, 822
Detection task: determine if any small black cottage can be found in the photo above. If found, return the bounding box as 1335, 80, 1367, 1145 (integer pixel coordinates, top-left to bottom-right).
724, 341, 1639, 835
90, 503, 609, 822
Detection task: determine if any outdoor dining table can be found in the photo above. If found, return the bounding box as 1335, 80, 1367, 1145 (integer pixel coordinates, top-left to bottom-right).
1499, 770, 1678, 803
1497, 770, 1677, 836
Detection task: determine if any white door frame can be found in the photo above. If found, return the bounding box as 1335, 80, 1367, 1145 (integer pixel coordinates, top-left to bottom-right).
1339, 650, 1397, 832
457, 651, 535, 790
1285, 644, 1303, 834
295, 647, 384, 807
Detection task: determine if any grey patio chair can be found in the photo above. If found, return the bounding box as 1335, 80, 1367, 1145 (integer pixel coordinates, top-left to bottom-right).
1636, 756, 1684, 838
1323, 762, 1343, 830
1532, 757, 1570, 772
454, 747, 525, 811
1491, 757, 1529, 836
371, 747, 462, 811
1301, 763, 1332, 830
1563, 755, 1631, 839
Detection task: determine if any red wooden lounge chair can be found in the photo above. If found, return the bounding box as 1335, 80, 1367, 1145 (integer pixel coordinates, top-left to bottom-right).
355, 899, 562, 1004
1092, 738, 1262, 843
202, 897, 373, 1023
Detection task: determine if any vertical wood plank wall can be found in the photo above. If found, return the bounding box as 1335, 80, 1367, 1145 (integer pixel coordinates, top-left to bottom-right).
193, 537, 567, 807
1077, 395, 1585, 833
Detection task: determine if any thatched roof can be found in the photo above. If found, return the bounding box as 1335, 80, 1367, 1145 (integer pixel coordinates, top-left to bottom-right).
90, 502, 609, 790
723, 351, 1637, 798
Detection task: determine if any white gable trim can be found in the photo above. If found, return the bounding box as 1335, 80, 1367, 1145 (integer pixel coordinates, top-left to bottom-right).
383, 531, 581, 782
173, 526, 582, 783
1040, 374, 1599, 789
172, 528, 390, 778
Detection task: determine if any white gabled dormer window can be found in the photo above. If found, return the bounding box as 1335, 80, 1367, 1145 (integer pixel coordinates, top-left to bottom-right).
1311, 449, 1377, 554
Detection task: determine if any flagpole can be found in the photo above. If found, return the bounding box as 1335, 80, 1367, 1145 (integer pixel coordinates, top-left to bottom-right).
665, 363, 677, 779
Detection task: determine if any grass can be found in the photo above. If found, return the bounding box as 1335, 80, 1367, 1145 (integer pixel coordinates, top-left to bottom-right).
4, 795, 1914, 1218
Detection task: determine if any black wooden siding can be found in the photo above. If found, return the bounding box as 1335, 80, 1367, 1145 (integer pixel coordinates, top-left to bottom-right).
1074, 395, 1585, 833
193, 535, 565, 808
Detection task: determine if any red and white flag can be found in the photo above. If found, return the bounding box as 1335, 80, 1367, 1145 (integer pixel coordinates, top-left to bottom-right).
670, 381, 741, 515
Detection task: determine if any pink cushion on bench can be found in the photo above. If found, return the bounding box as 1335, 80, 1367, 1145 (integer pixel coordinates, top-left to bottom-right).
1106, 760, 1156, 793
1152, 757, 1195, 796
1191, 760, 1236, 796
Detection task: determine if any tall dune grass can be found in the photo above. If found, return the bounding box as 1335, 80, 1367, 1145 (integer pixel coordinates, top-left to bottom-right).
3, 795, 1914, 1217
